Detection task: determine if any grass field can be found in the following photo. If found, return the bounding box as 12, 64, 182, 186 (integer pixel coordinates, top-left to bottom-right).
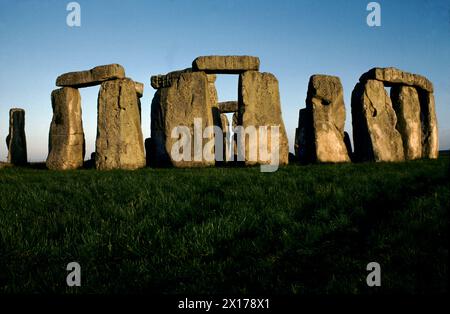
0, 157, 448, 294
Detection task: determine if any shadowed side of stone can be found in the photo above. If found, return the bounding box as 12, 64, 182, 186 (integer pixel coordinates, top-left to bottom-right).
193, 56, 260, 74
96, 78, 146, 170
418, 90, 439, 159
294, 108, 315, 163
6, 108, 27, 165
46, 87, 85, 170
344, 131, 353, 161
56, 64, 125, 88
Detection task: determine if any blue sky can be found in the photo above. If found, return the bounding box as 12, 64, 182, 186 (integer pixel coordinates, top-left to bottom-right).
0, 0, 449, 161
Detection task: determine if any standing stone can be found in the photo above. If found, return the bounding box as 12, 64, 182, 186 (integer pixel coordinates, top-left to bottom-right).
390, 86, 422, 160
96, 78, 146, 170
6, 108, 27, 165
351, 80, 404, 162
238, 71, 289, 166
305, 75, 350, 163
418, 91, 439, 159
294, 108, 314, 163
46, 87, 85, 170
150, 72, 215, 167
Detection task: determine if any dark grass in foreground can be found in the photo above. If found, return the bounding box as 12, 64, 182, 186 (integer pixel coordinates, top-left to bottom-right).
0, 157, 448, 294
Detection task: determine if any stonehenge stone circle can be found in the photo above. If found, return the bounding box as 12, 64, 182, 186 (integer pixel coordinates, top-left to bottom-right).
46, 87, 85, 170
391, 86, 422, 160
56, 64, 125, 88
96, 78, 146, 170
151, 71, 216, 167
296, 75, 350, 163
6, 108, 27, 165
352, 67, 438, 162
351, 80, 405, 162
193, 56, 260, 74
238, 71, 289, 166
2, 60, 439, 170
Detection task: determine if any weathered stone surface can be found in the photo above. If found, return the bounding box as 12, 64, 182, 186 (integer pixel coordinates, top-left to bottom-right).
360, 67, 433, 93
390, 86, 422, 160
6, 108, 27, 165
56, 64, 125, 88
96, 78, 146, 170
207, 74, 218, 109
150, 68, 193, 89
207, 74, 217, 83
419, 91, 439, 159
238, 71, 289, 166
193, 56, 260, 74
134, 81, 144, 98
218, 101, 239, 113
150, 72, 215, 167
306, 75, 350, 163
351, 80, 404, 162
46, 87, 85, 170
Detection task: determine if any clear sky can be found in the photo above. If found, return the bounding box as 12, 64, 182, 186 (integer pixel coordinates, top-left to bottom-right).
0, 0, 449, 161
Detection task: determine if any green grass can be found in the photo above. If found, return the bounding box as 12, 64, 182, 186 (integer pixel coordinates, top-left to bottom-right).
0, 157, 448, 294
